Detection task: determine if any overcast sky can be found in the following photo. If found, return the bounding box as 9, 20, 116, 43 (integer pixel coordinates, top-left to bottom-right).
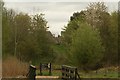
4, 0, 118, 36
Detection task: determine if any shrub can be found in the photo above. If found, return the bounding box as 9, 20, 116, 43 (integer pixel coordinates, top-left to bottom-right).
70, 23, 104, 71
2, 56, 29, 77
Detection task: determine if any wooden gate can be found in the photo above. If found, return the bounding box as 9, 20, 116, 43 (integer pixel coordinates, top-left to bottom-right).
61, 65, 81, 80
40, 63, 52, 75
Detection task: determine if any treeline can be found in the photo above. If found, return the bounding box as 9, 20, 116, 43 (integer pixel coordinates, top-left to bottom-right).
2, 1, 119, 71
61, 2, 119, 71
2, 2, 54, 64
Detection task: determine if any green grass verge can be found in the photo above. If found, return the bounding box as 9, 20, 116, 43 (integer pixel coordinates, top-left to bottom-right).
36, 69, 118, 78
36, 69, 61, 76
79, 71, 118, 78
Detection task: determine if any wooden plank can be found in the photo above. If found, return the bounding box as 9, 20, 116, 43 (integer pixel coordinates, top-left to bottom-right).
62, 65, 77, 71
36, 76, 59, 78
62, 65, 76, 69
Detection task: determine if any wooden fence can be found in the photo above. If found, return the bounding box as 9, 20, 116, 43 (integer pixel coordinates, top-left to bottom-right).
61, 65, 81, 80
40, 63, 52, 75
27, 63, 52, 80
27, 64, 81, 80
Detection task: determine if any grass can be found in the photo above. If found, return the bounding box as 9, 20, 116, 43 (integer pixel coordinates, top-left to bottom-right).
35, 65, 119, 78
36, 69, 61, 76
2, 56, 29, 77
79, 66, 119, 78
36, 70, 118, 78
79, 71, 118, 78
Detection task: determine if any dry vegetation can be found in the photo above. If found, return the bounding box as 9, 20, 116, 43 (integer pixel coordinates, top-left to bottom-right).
2, 56, 29, 77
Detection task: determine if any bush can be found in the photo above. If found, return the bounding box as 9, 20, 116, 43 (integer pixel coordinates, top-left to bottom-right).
70, 23, 104, 71
2, 56, 29, 77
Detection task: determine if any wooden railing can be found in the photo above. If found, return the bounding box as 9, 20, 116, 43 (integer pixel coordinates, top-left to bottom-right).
40, 63, 52, 75
61, 65, 81, 80
27, 64, 80, 80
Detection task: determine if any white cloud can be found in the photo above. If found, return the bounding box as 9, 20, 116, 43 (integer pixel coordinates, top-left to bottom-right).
4, 2, 88, 36
4, 1, 118, 36
4, 0, 119, 2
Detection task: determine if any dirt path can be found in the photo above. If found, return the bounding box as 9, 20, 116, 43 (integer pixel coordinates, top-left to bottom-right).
36, 76, 59, 78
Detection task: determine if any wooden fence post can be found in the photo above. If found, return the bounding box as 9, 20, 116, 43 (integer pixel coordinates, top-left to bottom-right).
61, 65, 65, 79
28, 65, 36, 80
48, 63, 52, 75
40, 63, 42, 75
75, 68, 77, 80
